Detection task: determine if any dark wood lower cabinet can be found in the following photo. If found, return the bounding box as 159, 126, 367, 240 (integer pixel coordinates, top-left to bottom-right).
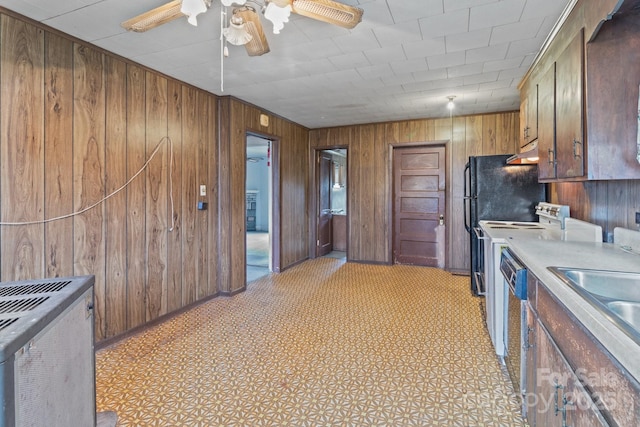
531, 314, 608, 426
524, 271, 640, 426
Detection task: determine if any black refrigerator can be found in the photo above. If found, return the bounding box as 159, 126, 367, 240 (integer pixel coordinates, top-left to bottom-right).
464, 154, 546, 296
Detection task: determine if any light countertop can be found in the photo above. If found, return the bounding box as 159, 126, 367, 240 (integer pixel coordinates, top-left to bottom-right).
503, 236, 640, 383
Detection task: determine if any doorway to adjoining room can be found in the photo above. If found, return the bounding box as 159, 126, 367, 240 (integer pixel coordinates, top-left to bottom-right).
246, 135, 273, 283
317, 149, 347, 260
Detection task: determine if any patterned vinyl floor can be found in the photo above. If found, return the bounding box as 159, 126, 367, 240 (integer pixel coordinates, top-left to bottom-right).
96, 258, 527, 426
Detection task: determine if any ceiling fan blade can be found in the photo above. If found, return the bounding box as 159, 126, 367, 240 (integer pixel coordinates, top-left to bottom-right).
233, 7, 270, 56
290, 0, 363, 29
121, 0, 185, 33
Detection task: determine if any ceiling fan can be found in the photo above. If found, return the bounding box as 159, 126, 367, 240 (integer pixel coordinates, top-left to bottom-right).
121, 0, 364, 57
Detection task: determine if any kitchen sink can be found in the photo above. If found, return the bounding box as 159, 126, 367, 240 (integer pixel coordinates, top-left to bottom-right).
607, 301, 640, 330
548, 267, 640, 345
550, 267, 640, 302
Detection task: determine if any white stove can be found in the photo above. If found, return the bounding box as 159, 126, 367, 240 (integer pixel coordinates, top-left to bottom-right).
477, 202, 602, 358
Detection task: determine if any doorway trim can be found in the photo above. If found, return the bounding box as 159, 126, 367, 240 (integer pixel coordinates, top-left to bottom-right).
389, 140, 450, 269
246, 131, 281, 273
309, 146, 348, 259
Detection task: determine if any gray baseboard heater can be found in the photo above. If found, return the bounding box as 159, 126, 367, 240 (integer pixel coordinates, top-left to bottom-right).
0, 275, 95, 427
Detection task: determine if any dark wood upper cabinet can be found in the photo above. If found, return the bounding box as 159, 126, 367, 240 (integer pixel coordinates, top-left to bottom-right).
520, 0, 640, 181
537, 64, 556, 180
585, 7, 640, 180
555, 29, 585, 180
519, 82, 538, 149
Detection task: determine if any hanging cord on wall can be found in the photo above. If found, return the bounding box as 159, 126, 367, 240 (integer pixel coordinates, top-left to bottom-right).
0, 136, 176, 232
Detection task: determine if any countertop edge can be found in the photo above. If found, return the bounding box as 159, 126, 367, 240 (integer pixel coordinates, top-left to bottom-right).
504, 238, 640, 384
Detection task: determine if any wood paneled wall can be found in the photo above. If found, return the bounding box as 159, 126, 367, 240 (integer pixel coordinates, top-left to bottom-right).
217, 97, 310, 294
550, 181, 640, 240
0, 11, 311, 341
309, 112, 519, 273
0, 13, 218, 340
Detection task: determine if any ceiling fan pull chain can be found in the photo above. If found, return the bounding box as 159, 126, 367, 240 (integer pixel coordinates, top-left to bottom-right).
220, 7, 225, 92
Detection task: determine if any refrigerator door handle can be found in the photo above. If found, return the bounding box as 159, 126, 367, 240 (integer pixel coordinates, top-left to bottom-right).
473, 227, 486, 240
464, 162, 471, 233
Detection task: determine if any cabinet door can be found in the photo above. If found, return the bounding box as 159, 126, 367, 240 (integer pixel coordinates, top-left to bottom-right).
537, 64, 556, 180
555, 29, 585, 179
535, 318, 566, 426
535, 318, 607, 427
526, 84, 538, 144
524, 303, 537, 425
519, 84, 538, 147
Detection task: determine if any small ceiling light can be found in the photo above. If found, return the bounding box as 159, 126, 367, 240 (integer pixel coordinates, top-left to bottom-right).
221, 0, 246, 5
223, 15, 253, 45
264, 2, 292, 34
181, 0, 207, 26
447, 96, 456, 110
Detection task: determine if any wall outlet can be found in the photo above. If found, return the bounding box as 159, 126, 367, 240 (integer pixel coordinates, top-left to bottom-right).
200, 185, 207, 197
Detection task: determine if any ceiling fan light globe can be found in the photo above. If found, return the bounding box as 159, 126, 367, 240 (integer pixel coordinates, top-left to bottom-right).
180, 0, 208, 26
264, 2, 291, 34
223, 22, 253, 45
221, 0, 247, 5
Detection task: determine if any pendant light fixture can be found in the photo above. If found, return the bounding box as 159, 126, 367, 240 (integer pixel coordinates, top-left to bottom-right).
180, 0, 208, 26
446, 96, 456, 111
264, 2, 292, 34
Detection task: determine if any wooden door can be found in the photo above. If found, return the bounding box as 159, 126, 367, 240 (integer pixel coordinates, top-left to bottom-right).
317, 152, 333, 256
393, 146, 446, 267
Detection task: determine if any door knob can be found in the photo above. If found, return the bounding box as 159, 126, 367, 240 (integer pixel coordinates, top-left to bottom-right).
439, 215, 445, 226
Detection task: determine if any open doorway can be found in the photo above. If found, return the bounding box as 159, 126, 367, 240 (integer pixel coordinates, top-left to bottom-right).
317, 148, 347, 260
246, 134, 273, 283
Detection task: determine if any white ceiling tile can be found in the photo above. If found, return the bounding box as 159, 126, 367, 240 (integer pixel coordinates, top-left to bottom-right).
412, 68, 449, 83
389, 58, 429, 74
355, 1, 396, 27
364, 45, 407, 65
445, 28, 491, 53
463, 71, 499, 85
402, 37, 446, 59
386, 0, 443, 23
380, 72, 415, 86
482, 56, 525, 72
296, 58, 338, 75
356, 63, 393, 80
447, 63, 484, 78
465, 43, 509, 64
373, 20, 423, 47
469, 0, 526, 31
497, 66, 528, 80
506, 35, 547, 58
443, 0, 498, 13
521, 0, 571, 20
328, 52, 371, 69
333, 29, 381, 54
477, 79, 513, 91
490, 17, 545, 45
419, 8, 469, 38
427, 51, 465, 69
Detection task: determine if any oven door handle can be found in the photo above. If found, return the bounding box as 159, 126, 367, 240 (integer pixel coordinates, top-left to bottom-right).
473, 227, 486, 240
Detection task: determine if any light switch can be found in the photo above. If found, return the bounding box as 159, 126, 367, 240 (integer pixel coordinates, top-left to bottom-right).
200, 185, 206, 196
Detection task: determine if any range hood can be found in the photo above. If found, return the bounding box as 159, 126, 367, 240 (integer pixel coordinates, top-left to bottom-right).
506, 144, 539, 165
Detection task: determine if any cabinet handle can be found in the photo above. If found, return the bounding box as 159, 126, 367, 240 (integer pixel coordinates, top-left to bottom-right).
572, 139, 582, 159
554, 380, 573, 427
523, 326, 534, 349
548, 148, 555, 166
